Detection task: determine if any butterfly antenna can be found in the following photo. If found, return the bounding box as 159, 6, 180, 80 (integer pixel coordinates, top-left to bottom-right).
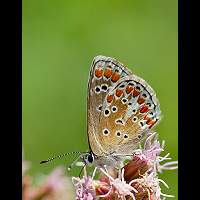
40, 151, 84, 164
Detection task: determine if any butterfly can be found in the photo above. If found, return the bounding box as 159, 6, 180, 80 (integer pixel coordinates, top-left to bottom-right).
85, 55, 161, 168
40, 55, 161, 170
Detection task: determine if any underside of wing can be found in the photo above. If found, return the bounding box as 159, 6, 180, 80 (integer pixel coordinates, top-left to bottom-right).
97, 75, 161, 155
87, 55, 132, 155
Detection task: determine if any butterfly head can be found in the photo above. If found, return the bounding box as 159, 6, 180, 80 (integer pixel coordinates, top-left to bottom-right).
83, 152, 95, 165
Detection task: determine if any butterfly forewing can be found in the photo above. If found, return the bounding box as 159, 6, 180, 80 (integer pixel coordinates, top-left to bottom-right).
87, 56, 132, 155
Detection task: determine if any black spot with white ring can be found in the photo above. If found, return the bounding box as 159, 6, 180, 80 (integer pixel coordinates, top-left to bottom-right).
132, 109, 137, 114
104, 108, 110, 117
111, 106, 118, 113
103, 128, 110, 136
122, 98, 128, 104
116, 131, 121, 137
94, 86, 101, 94
132, 116, 138, 123
101, 84, 108, 92
96, 104, 102, 112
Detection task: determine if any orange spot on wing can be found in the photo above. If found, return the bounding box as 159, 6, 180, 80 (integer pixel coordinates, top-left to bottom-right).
140, 105, 149, 113
107, 94, 114, 103
126, 86, 134, 94
144, 115, 150, 121
146, 118, 152, 124
95, 68, 103, 78
115, 89, 123, 97
104, 68, 113, 78
132, 88, 140, 97
147, 119, 157, 128
111, 72, 120, 82
137, 97, 145, 104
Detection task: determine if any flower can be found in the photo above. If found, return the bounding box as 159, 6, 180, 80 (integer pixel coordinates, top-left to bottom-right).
124, 132, 178, 181
22, 153, 73, 200
130, 171, 174, 200
133, 132, 163, 166
72, 132, 178, 200
38, 167, 73, 200
99, 168, 138, 200
72, 176, 97, 200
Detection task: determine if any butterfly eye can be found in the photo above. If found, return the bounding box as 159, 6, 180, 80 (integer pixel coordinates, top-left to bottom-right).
87, 153, 94, 163
111, 106, 118, 113
101, 84, 108, 92
104, 108, 110, 117
94, 86, 101, 94
103, 128, 110, 136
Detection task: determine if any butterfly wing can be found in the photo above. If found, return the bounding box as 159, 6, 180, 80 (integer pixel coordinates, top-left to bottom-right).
97, 75, 161, 156
87, 55, 132, 155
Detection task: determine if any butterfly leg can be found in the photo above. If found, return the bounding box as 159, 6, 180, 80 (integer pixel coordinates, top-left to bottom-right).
92, 167, 97, 179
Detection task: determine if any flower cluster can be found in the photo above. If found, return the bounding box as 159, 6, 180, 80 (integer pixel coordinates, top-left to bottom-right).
72, 132, 178, 200
22, 152, 74, 200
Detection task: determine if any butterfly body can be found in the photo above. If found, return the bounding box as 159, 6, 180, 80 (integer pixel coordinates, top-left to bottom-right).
86, 55, 161, 168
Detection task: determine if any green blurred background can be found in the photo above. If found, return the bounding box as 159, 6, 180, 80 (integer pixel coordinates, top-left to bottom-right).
23, 0, 177, 198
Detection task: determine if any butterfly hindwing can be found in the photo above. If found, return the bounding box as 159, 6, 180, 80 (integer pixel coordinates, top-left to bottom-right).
97, 75, 161, 155
87, 55, 132, 155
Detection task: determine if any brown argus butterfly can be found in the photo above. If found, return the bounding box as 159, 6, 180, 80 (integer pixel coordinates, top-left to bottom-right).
40, 55, 161, 170
86, 55, 161, 168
